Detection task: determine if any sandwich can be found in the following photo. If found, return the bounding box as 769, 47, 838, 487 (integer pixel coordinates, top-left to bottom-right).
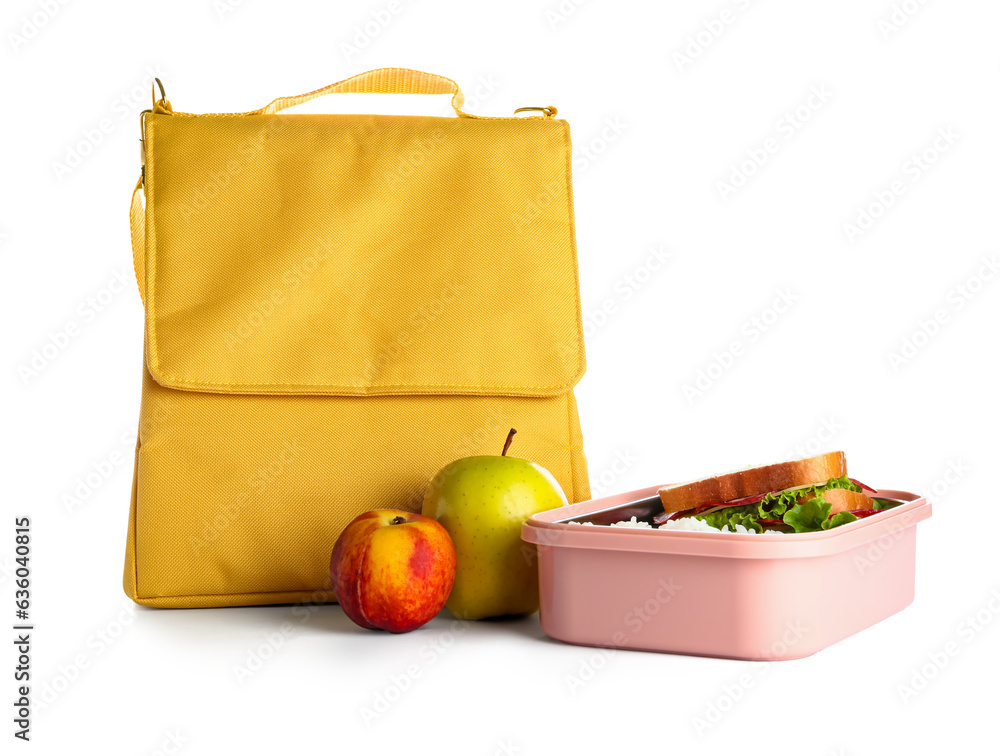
653, 451, 890, 533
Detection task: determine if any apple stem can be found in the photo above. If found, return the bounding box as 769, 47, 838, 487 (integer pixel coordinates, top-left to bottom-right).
502, 428, 517, 457
390, 516, 407, 525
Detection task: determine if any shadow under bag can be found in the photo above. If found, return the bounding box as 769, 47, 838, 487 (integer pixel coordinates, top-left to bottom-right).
123, 68, 590, 608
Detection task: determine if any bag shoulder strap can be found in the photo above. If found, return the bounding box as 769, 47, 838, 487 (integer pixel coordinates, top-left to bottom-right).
130, 177, 145, 305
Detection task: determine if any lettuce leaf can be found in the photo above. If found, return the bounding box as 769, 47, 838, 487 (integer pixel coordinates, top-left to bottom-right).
781, 497, 828, 532
692, 476, 862, 533
758, 475, 860, 517
697, 507, 767, 533
782, 497, 859, 532
827, 511, 859, 529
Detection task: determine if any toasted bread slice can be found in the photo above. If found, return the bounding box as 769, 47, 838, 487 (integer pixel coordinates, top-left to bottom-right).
658, 452, 847, 514
818, 487, 874, 515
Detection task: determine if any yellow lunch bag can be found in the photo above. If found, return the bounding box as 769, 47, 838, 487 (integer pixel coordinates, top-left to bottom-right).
123, 68, 589, 608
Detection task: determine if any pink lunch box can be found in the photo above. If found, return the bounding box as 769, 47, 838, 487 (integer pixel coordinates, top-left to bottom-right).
521, 485, 931, 660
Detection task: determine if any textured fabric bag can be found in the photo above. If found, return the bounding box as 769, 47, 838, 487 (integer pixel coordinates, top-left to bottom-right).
124, 68, 589, 608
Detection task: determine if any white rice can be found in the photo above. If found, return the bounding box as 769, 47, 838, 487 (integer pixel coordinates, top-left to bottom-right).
656, 516, 723, 532
661, 517, 783, 534
570, 516, 782, 534
567, 516, 652, 529
609, 516, 653, 529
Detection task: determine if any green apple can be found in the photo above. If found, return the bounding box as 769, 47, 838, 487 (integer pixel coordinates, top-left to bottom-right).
422, 429, 568, 620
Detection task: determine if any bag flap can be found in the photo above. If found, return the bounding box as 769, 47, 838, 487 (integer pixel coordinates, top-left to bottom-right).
142, 113, 584, 397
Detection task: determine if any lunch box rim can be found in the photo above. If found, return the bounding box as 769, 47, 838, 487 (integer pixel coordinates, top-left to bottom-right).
522, 485, 932, 559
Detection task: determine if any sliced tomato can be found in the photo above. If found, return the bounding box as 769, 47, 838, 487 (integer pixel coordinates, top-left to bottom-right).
721, 490, 776, 506
847, 508, 882, 519
849, 478, 878, 495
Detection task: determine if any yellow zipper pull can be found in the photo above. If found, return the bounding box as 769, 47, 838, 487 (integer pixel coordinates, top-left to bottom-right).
514, 106, 557, 118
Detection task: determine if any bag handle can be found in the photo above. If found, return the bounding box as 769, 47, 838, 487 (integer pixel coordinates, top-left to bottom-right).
251, 67, 472, 118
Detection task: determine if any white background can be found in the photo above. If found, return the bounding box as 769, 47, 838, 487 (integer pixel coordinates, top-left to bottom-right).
3, 0, 998, 753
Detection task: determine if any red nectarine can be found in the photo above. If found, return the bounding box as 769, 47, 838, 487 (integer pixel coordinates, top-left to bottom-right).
330, 510, 457, 633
